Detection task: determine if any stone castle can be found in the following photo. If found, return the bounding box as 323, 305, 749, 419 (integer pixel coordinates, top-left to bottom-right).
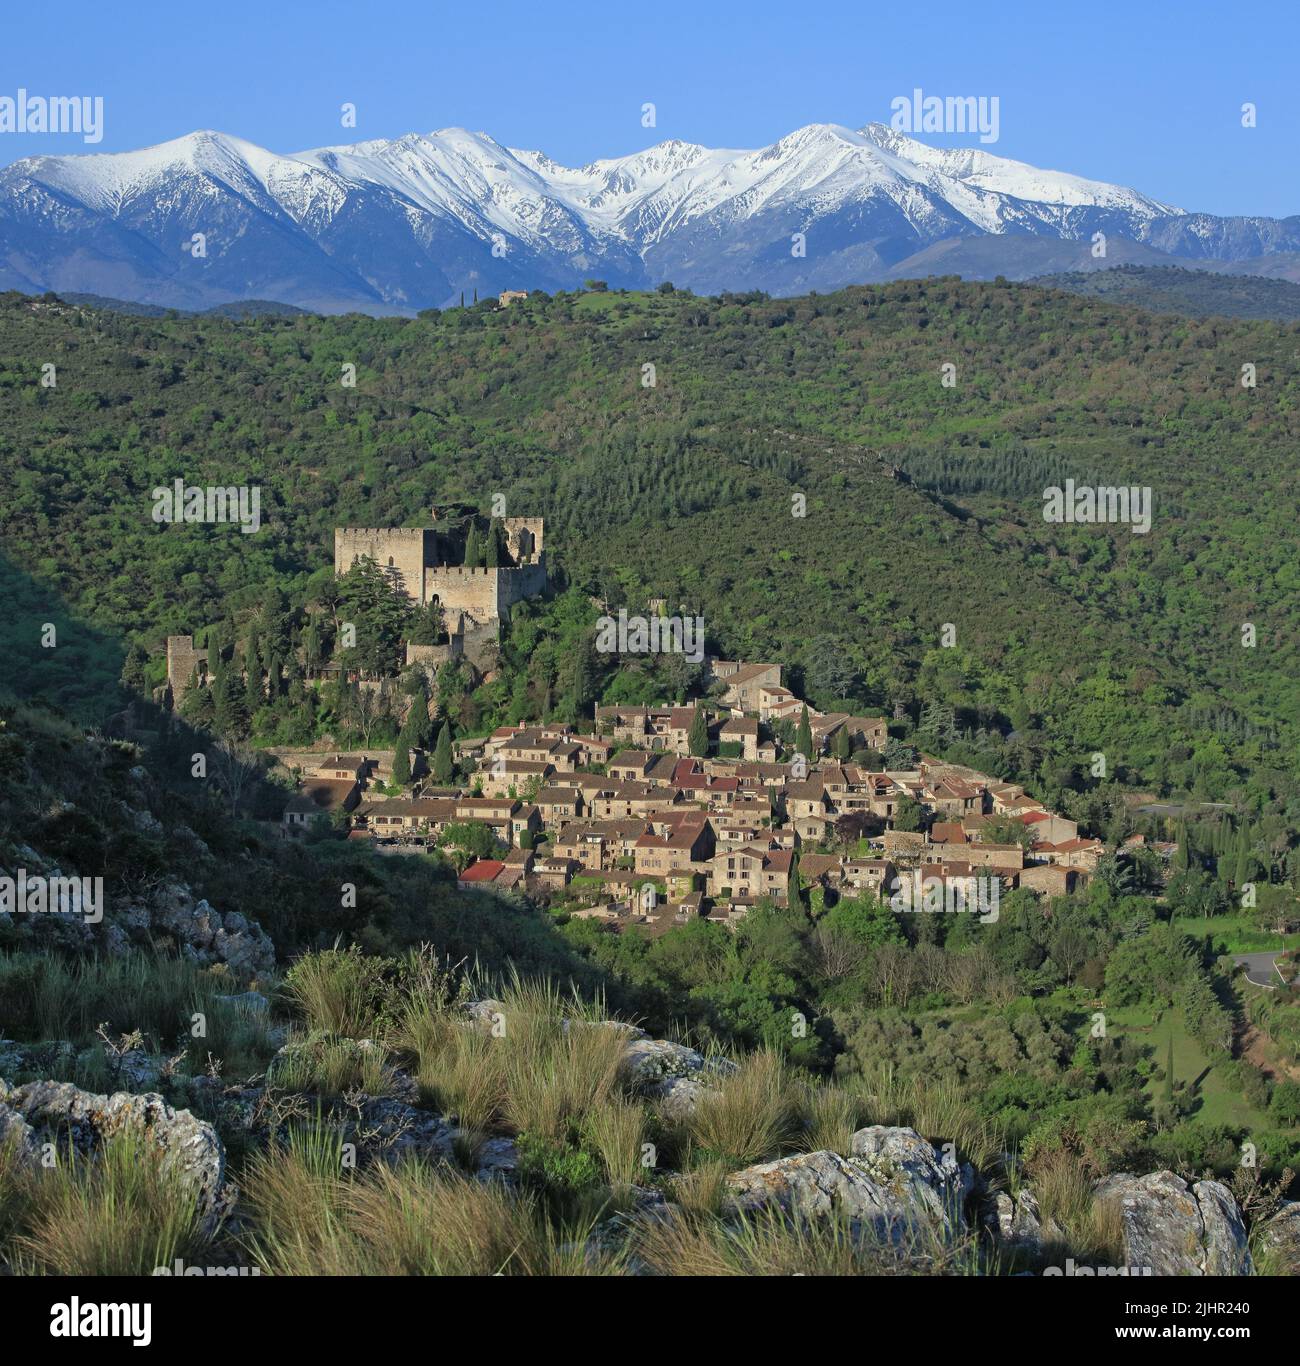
334, 509, 547, 669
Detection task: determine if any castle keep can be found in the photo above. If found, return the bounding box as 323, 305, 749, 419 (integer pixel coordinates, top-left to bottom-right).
334, 509, 546, 668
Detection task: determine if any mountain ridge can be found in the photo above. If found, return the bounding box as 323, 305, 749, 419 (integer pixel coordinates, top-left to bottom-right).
1, 121, 1296, 312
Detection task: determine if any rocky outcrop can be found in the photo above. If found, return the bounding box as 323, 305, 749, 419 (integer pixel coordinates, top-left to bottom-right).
1257, 1200, 1300, 1273
722, 1127, 972, 1245
0, 1078, 230, 1228
621, 1038, 737, 1118
850, 1125, 974, 1225
0, 855, 274, 978
992, 1188, 1053, 1254
122, 883, 275, 978
1093, 1171, 1251, 1276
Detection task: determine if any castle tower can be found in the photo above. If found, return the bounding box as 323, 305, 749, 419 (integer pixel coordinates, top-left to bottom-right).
166, 635, 208, 704
333, 513, 547, 670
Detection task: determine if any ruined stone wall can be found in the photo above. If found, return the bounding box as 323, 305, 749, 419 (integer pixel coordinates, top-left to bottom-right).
495, 559, 548, 614
503, 517, 544, 563
165, 635, 208, 703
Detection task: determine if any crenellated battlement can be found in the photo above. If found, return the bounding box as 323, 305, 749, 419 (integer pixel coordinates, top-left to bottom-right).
429, 563, 540, 578
337, 527, 428, 539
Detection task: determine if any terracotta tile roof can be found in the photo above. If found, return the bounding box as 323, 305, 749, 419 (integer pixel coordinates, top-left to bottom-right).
458, 860, 505, 883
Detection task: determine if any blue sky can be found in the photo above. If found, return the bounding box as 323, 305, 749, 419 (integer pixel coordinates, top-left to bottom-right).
3, 0, 1295, 215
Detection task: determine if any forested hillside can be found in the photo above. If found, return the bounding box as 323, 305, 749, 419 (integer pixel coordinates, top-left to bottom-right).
1, 279, 1298, 821
1031, 265, 1300, 322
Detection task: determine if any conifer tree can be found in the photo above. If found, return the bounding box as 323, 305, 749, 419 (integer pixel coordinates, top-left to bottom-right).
796, 705, 813, 760
392, 737, 411, 787
432, 720, 455, 784
688, 706, 709, 757
1172, 820, 1191, 873
463, 522, 483, 568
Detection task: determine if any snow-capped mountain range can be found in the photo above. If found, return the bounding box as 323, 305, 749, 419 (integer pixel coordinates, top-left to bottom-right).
1, 121, 1296, 312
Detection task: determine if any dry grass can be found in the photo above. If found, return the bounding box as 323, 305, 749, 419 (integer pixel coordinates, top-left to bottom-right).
687, 1049, 802, 1167
282, 944, 391, 1039
266, 1033, 399, 1100
634, 1206, 960, 1277
5, 1133, 212, 1276
1031, 1151, 1128, 1266
584, 1095, 646, 1189
241, 1122, 623, 1275
797, 1082, 871, 1155
859, 1066, 1002, 1172
664, 1159, 730, 1218
400, 1011, 507, 1132
239, 1122, 354, 1275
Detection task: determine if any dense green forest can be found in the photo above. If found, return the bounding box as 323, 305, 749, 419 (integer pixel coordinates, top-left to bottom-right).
1, 278, 1298, 826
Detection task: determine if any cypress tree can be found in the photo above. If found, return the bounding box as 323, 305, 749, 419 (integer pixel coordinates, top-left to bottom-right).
796, 705, 813, 760
463, 522, 483, 568
392, 737, 411, 787
433, 720, 455, 784
688, 707, 709, 757
1172, 820, 1190, 873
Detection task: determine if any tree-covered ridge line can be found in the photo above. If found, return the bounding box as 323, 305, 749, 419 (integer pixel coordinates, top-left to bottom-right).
1029, 265, 1300, 323
0, 279, 1296, 822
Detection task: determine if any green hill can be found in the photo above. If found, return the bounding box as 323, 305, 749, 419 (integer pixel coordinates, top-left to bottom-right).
1030, 264, 1300, 321
1, 279, 1298, 817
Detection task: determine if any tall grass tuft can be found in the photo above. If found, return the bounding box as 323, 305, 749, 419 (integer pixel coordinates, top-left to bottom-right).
7, 1132, 212, 1275
241, 1127, 623, 1275
797, 1082, 871, 1154
282, 944, 391, 1039
687, 1049, 802, 1167
584, 1095, 646, 1189
635, 1206, 968, 1277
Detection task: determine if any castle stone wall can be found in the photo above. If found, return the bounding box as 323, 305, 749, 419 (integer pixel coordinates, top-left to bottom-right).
334, 528, 435, 604
503, 516, 544, 563
166, 634, 208, 703
335, 516, 547, 673
425, 564, 502, 620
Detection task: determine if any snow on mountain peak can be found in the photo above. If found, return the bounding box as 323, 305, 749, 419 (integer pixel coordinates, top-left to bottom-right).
1, 119, 1199, 275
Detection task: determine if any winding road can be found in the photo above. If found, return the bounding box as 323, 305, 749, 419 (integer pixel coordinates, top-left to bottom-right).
1234, 951, 1284, 988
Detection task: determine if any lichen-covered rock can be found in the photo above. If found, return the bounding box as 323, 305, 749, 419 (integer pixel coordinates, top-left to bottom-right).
621, 1039, 737, 1121
990, 1187, 1061, 1255
724, 1131, 969, 1245
84, 1045, 162, 1092
0, 1038, 76, 1083
350, 1096, 457, 1163
1093, 1171, 1250, 1276
462, 999, 508, 1030
0, 1078, 229, 1227
643, 1074, 714, 1121
146, 885, 275, 977
621, 1038, 708, 1085
1257, 1200, 1300, 1273
0, 1100, 38, 1161
849, 1125, 974, 1229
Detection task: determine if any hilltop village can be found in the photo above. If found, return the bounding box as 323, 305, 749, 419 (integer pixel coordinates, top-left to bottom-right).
160, 505, 1111, 925
151, 505, 1114, 925
277, 653, 1106, 929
